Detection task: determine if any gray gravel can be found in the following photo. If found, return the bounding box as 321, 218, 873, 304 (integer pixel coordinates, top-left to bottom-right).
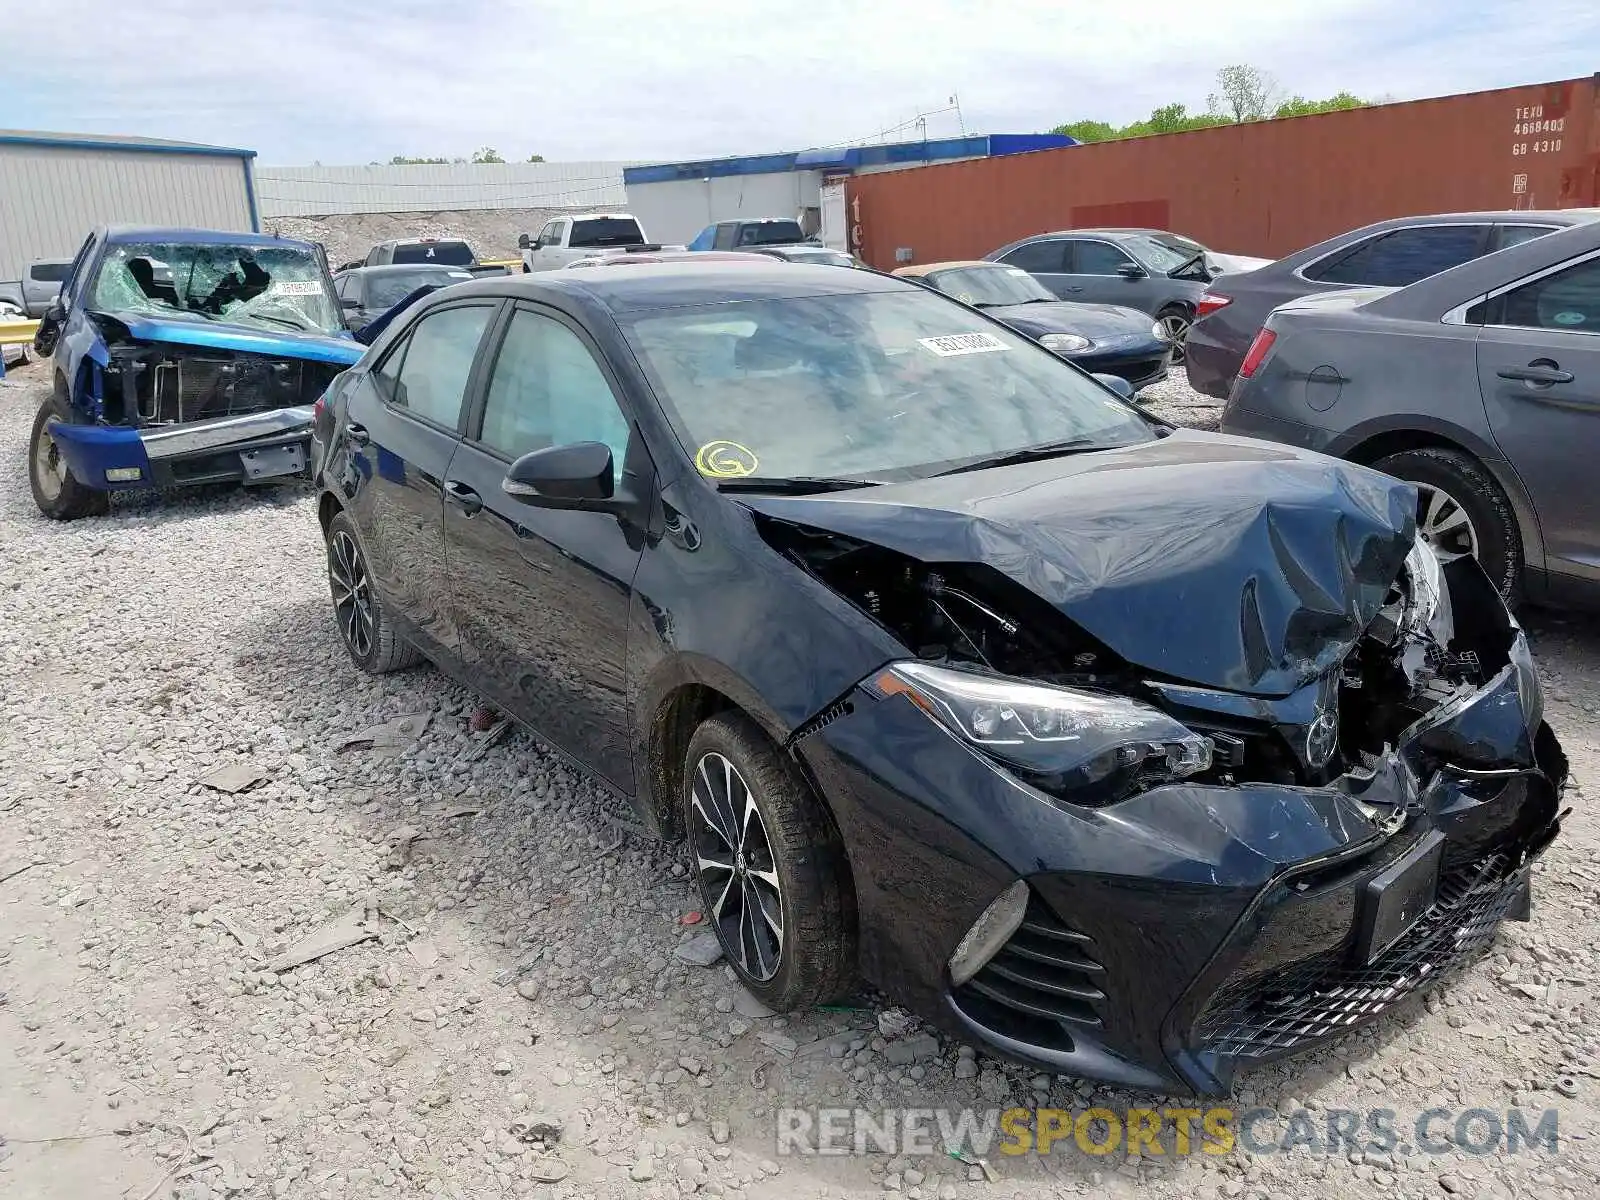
1, 360, 1597, 1199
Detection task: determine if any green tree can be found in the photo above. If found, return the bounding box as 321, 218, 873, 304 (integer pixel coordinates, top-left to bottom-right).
1051, 118, 1117, 143
388, 154, 452, 164
527, 153, 546, 162
1274, 91, 1366, 118
1207, 64, 1281, 122
471, 146, 506, 163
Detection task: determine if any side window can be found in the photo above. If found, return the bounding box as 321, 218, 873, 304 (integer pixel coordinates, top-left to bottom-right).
60, 235, 97, 306
713, 224, 738, 251
333, 275, 351, 300
376, 304, 494, 429
543, 221, 567, 247
1497, 224, 1557, 250
1494, 256, 1600, 333
1071, 240, 1135, 275
477, 308, 631, 483
996, 240, 1066, 274
1306, 225, 1487, 287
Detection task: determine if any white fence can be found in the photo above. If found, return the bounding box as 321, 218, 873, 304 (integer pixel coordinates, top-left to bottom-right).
255, 161, 638, 217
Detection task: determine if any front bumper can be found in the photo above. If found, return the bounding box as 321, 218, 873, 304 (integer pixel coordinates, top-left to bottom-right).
1067, 343, 1171, 392
48, 406, 313, 490
797, 564, 1566, 1096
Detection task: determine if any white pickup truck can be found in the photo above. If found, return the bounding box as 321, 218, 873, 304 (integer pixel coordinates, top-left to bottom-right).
519, 213, 659, 272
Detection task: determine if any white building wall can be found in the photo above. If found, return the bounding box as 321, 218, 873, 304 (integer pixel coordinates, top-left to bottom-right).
255, 162, 635, 217
625, 170, 824, 245
0, 145, 253, 282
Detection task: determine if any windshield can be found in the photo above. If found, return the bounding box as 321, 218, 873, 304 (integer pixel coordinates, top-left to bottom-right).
738, 221, 806, 246
619, 288, 1153, 484
571, 217, 645, 248
368, 270, 470, 308
391, 241, 473, 265
93, 242, 341, 335
1122, 234, 1204, 273
925, 264, 1054, 306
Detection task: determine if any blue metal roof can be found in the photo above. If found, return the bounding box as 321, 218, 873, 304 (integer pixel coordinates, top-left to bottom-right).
0, 129, 256, 158
624, 133, 1074, 185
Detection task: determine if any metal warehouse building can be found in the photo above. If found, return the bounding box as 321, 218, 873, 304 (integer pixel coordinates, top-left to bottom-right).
0, 129, 259, 289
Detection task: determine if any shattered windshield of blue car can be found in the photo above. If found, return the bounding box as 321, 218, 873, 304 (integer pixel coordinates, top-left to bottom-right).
92, 243, 342, 336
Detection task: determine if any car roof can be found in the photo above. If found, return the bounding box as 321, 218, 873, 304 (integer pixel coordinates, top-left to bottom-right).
337, 262, 473, 276
101, 225, 317, 251
576, 250, 766, 265
433, 260, 907, 315
378, 237, 471, 246
893, 260, 1006, 277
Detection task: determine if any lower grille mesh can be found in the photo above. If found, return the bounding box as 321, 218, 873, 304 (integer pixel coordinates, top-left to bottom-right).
1193, 851, 1522, 1060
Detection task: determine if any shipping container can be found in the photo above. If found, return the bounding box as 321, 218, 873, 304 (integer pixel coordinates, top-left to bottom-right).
848, 76, 1600, 269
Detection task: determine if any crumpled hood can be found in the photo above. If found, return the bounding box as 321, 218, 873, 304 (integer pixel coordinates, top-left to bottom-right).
102, 312, 365, 366
986, 301, 1158, 344
742, 431, 1416, 697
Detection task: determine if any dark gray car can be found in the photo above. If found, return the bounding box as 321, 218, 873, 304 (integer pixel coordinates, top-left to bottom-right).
1187, 209, 1600, 398
984, 229, 1222, 358
1220, 218, 1600, 610
332, 264, 474, 330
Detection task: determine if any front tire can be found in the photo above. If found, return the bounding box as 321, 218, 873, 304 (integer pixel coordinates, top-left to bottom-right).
684, 712, 855, 1010
1157, 305, 1192, 364
325, 511, 422, 673
1374, 447, 1522, 604
29, 391, 108, 521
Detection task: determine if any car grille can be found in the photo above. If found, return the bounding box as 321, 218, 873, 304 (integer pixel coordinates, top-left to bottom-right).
952, 897, 1105, 1053
1192, 850, 1523, 1061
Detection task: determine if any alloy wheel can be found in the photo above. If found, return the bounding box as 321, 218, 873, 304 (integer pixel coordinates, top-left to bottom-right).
328, 529, 374, 658
32, 425, 65, 503
1414, 482, 1479, 563
1160, 312, 1191, 361
691, 751, 784, 981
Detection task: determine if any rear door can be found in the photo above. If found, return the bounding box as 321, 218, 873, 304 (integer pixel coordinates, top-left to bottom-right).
341, 299, 499, 657
1475, 248, 1600, 591
442, 302, 647, 789
993, 238, 1071, 298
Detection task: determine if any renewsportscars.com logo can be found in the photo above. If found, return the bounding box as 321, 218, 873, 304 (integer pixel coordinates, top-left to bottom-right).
775, 1106, 1562, 1159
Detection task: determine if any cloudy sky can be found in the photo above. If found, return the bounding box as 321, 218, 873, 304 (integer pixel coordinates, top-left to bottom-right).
9, 0, 1598, 166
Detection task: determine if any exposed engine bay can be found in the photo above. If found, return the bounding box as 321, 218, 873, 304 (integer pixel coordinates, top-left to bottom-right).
759, 514, 1514, 796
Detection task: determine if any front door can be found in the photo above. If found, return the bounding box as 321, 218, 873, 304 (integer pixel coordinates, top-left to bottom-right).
343, 299, 498, 658
442, 302, 647, 790
1475, 249, 1600, 591
1060, 238, 1155, 309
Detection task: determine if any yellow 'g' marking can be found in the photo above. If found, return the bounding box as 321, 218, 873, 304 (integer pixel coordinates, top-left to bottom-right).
695, 441, 759, 478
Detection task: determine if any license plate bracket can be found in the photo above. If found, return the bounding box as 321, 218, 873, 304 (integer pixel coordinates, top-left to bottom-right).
1353, 830, 1444, 966
241, 442, 306, 481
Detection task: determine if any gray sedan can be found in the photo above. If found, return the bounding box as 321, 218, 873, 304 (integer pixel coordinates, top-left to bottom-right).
1220, 219, 1600, 610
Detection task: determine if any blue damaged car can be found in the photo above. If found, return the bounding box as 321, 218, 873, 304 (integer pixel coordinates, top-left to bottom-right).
27, 226, 365, 520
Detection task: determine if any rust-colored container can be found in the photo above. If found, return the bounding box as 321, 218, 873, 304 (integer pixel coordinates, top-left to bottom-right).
850, 76, 1600, 269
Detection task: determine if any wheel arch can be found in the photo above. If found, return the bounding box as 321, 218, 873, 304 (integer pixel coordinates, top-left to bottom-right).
1332, 417, 1545, 573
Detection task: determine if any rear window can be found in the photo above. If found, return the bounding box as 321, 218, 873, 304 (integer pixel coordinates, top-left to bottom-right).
570, 218, 646, 249
391, 241, 474, 266
737, 221, 805, 246
29, 262, 69, 282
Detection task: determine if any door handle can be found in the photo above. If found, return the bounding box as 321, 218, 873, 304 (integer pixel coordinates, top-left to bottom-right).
345, 422, 371, 446
1498, 363, 1573, 385
443, 480, 482, 516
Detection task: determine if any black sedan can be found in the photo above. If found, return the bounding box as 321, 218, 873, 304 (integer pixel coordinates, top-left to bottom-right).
313, 262, 1564, 1095
894, 261, 1170, 391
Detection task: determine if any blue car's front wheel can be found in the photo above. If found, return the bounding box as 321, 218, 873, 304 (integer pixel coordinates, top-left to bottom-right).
29, 391, 108, 521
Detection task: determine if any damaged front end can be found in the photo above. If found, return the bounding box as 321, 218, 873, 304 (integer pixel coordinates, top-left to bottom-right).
44, 236, 364, 493
764, 489, 1566, 1095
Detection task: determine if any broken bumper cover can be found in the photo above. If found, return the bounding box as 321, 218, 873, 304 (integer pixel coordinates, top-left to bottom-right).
796, 598, 1565, 1097
48, 406, 314, 490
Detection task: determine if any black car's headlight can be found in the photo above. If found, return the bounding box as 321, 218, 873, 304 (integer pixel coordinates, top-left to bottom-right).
866, 661, 1212, 804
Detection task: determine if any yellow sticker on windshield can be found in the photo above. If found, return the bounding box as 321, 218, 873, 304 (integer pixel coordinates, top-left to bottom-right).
695, 441, 759, 478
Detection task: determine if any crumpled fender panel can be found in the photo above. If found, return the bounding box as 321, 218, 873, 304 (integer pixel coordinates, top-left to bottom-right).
740, 432, 1414, 697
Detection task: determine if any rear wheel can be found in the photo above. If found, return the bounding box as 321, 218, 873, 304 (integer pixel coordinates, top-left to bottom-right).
29, 390, 108, 521
325, 511, 422, 673
1157, 305, 1193, 363
684, 712, 855, 1010
1374, 447, 1522, 603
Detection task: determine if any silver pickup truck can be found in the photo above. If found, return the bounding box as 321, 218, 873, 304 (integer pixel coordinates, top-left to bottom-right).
0, 258, 73, 318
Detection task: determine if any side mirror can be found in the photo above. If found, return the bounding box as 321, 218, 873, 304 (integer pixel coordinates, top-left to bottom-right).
503, 441, 616, 506
1116, 262, 1146, 280
517, 233, 532, 250
1091, 373, 1135, 401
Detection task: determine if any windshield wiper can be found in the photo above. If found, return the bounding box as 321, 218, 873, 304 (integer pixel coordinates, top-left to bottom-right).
716, 475, 886, 494
932, 436, 1105, 476
238, 312, 316, 332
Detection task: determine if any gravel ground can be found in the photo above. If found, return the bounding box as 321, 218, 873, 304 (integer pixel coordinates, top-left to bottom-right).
263, 210, 583, 269
1, 362, 1597, 1200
